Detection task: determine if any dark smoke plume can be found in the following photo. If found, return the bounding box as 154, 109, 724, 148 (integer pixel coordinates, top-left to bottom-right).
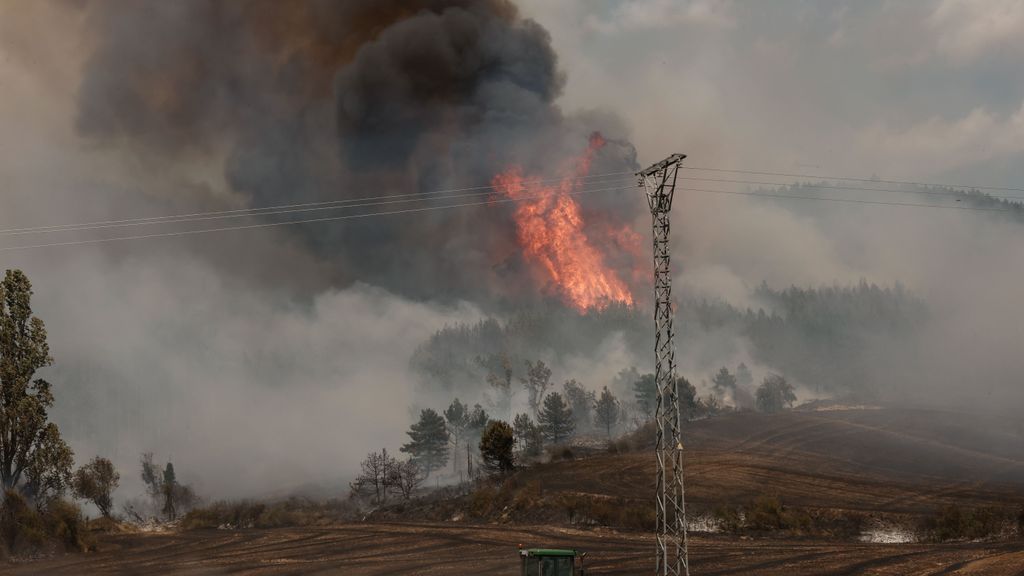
75, 0, 640, 305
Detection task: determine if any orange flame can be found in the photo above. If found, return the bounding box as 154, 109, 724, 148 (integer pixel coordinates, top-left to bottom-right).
492, 134, 635, 312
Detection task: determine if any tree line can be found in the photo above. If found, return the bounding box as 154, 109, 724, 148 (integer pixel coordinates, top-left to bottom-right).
1, 269, 196, 552
410, 282, 926, 400
355, 357, 801, 503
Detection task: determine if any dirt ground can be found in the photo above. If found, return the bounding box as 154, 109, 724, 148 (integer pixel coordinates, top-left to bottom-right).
6, 522, 1024, 575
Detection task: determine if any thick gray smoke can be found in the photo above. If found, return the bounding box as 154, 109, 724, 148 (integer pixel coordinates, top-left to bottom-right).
75, 0, 641, 304
5, 0, 1023, 504
0, 0, 640, 500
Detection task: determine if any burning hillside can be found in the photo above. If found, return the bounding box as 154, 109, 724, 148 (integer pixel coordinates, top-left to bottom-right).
492, 133, 640, 312
72, 0, 642, 309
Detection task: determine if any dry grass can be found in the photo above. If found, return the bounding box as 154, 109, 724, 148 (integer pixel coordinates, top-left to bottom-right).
180, 497, 359, 530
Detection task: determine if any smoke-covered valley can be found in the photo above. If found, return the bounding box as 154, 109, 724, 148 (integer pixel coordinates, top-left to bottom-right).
2, 0, 1023, 505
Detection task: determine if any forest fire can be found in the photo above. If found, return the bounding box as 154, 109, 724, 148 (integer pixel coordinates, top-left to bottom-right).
492, 134, 636, 312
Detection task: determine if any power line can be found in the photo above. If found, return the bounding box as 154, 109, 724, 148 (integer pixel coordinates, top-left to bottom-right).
0, 176, 635, 238
0, 183, 636, 252
681, 165, 1024, 194
685, 186, 1024, 213
6, 165, 1024, 252
0, 171, 635, 236
677, 176, 1024, 202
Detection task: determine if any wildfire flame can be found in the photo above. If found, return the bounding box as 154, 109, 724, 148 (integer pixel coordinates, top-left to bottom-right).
492, 133, 636, 312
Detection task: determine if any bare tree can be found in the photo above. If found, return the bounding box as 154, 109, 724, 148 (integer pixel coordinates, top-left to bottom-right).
391, 459, 427, 500
521, 360, 552, 418
486, 354, 514, 419
351, 449, 399, 504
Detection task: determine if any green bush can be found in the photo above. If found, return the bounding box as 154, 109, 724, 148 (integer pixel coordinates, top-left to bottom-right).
0, 491, 92, 557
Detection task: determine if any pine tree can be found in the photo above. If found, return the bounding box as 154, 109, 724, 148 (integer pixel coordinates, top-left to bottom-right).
538, 392, 574, 444
563, 379, 595, 432
712, 367, 737, 396
479, 421, 515, 476
593, 386, 620, 439
678, 376, 698, 421
633, 373, 657, 420
512, 413, 532, 449
401, 409, 450, 475
444, 399, 470, 473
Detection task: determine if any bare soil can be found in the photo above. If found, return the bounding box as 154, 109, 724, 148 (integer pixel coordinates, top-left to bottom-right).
7, 522, 1024, 575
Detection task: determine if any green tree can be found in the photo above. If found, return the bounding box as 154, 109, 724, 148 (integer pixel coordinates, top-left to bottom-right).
71, 456, 120, 517
140, 454, 196, 520
635, 374, 697, 422
678, 376, 698, 421
538, 393, 574, 444
479, 421, 515, 476
521, 360, 552, 418
593, 386, 620, 439
755, 374, 797, 413
467, 404, 490, 437
711, 367, 737, 397
0, 270, 73, 501
524, 423, 544, 458
141, 453, 161, 498
563, 379, 595, 432
633, 373, 657, 420
443, 399, 470, 473
400, 409, 449, 476
512, 413, 532, 449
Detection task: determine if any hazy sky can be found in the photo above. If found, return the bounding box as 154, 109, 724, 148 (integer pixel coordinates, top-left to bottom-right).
519, 0, 1024, 184
1, 0, 1023, 500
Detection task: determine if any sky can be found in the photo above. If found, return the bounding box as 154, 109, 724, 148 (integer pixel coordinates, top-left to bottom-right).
1, 0, 1023, 501
518, 0, 1024, 184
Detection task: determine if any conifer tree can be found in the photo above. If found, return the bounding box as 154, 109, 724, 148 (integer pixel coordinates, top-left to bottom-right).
400, 409, 450, 475
538, 392, 574, 444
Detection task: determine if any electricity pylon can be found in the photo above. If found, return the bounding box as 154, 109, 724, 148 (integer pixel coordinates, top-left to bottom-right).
638, 154, 689, 576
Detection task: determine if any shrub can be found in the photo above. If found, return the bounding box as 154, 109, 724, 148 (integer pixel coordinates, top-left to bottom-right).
469, 484, 500, 518
180, 498, 357, 530
0, 491, 92, 557
42, 499, 93, 552
713, 504, 743, 533
510, 481, 542, 514
0, 491, 47, 557
924, 505, 1005, 542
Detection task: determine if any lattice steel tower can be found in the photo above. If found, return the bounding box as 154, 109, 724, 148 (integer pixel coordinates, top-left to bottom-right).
638, 154, 689, 576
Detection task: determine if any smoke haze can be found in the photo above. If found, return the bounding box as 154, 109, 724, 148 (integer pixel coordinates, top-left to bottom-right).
1, 0, 1023, 501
